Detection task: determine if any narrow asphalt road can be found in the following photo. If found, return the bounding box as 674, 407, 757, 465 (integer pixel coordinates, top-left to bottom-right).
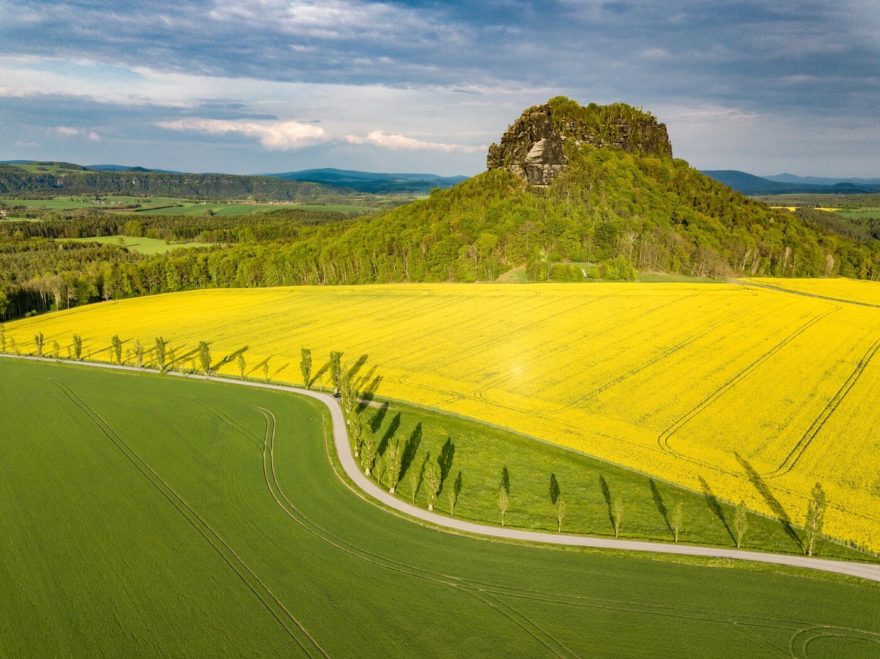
5, 353, 880, 584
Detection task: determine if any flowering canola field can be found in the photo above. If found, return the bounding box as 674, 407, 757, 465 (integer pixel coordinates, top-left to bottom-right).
6, 280, 880, 552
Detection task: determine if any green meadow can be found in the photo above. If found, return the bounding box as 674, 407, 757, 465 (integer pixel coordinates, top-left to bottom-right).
1, 358, 879, 657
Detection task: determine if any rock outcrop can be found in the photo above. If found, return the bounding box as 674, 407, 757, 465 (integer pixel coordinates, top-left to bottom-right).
487, 97, 672, 187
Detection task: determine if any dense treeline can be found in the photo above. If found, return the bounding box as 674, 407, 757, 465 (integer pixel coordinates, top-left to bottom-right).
0, 207, 351, 243
0, 166, 331, 201
2, 144, 879, 321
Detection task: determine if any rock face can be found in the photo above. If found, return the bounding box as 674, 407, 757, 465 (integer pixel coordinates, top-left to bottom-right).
487, 97, 672, 187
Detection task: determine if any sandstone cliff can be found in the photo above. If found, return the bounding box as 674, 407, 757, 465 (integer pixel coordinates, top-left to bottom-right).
487, 96, 672, 186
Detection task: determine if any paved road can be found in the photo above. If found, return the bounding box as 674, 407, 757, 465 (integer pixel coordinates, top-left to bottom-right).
6, 353, 880, 584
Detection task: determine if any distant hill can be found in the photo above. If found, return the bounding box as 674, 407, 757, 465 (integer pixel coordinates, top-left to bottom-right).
86, 164, 180, 174
702, 169, 880, 195
765, 173, 880, 186
0, 161, 335, 201
265, 168, 468, 193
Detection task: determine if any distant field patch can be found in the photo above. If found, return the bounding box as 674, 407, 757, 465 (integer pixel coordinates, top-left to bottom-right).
62, 235, 212, 254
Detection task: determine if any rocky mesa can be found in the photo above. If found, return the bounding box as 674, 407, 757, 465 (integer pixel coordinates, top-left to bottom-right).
487, 96, 672, 186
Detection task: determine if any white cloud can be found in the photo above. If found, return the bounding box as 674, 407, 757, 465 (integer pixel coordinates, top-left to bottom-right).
155, 118, 326, 149
54, 126, 80, 136
345, 130, 483, 153
87, 130, 101, 142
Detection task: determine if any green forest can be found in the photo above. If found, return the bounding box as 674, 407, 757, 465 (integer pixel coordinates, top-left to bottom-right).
3, 134, 879, 321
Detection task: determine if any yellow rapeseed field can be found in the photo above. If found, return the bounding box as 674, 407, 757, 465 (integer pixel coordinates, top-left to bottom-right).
5, 280, 880, 551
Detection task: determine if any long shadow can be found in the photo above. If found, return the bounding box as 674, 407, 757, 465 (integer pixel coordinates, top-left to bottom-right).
357, 375, 384, 413
501, 465, 511, 494
549, 473, 560, 505
169, 345, 199, 370
348, 354, 368, 379
378, 413, 401, 457
437, 437, 455, 494
355, 365, 377, 391
698, 476, 735, 544
311, 360, 330, 388
735, 452, 802, 550
399, 423, 422, 480
649, 479, 672, 534
369, 402, 389, 433
211, 345, 248, 373
599, 475, 614, 530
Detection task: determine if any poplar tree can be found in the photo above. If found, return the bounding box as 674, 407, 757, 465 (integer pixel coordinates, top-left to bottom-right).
386, 440, 402, 493
360, 425, 377, 476
154, 336, 167, 371
734, 501, 749, 548
497, 486, 510, 527
198, 341, 211, 374
237, 353, 246, 379
73, 334, 83, 361
134, 340, 144, 367
300, 347, 312, 388
330, 351, 343, 392
555, 495, 567, 532
804, 482, 827, 557
612, 497, 623, 538
671, 501, 683, 543
111, 335, 123, 364
34, 332, 45, 357
424, 459, 441, 512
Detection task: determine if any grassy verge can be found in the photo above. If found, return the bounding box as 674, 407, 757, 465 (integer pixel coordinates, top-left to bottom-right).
354, 397, 874, 562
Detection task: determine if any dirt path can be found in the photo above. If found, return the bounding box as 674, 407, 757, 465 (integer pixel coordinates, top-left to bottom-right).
5, 353, 880, 584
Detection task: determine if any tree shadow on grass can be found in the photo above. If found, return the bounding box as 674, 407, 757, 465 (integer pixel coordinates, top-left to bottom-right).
437, 437, 456, 494
369, 402, 389, 433
649, 479, 672, 534
550, 473, 561, 505
698, 476, 735, 544
599, 475, 614, 530
735, 452, 802, 551
357, 375, 384, 413
399, 423, 422, 480
378, 413, 401, 457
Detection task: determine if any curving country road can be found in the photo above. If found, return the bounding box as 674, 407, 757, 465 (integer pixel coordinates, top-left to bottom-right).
5, 353, 880, 584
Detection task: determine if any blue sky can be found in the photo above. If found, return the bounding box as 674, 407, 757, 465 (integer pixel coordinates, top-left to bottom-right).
1, 0, 877, 176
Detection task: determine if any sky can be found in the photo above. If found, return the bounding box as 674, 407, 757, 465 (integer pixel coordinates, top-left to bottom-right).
0, 0, 878, 177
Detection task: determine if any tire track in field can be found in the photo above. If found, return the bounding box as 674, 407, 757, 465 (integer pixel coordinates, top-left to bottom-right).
52, 381, 326, 658
766, 336, 880, 479
789, 626, 880, 659
657, 308, 838, 454
254, 406, 839, 644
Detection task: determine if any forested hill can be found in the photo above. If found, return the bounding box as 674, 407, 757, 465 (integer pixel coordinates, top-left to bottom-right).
0, 164, 330, 201
251, 98, 878, 282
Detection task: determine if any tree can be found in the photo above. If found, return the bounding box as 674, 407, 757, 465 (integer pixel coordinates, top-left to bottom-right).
134, 340, 144, 367
262, 359, 270, 382
360, 425, 377, 476
330, 350, 343, 392
612, 497, 623, 538
804, 482, 827, 557
237, 353, 246, 379
424, 459, 441, 511
52, 341, 60, 359
734, 501, 749, 548
198, 341, 211, 374
111, 334, 123, 364
72, 334, 83, 361
300, 347, 312, 388
555, 495, 567, 532
386, 440, 402, 493
497, 486, 510, 527
0, 324, 5, 352
154, 336, 167, 371
671, 501, 683, 543
34, 332, 44, 357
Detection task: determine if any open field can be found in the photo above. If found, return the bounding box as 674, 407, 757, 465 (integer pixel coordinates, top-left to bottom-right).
5, 280, 880, 554
63, 235, 213, 255
2, 358, 880, 656
0, 195, 376, 216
